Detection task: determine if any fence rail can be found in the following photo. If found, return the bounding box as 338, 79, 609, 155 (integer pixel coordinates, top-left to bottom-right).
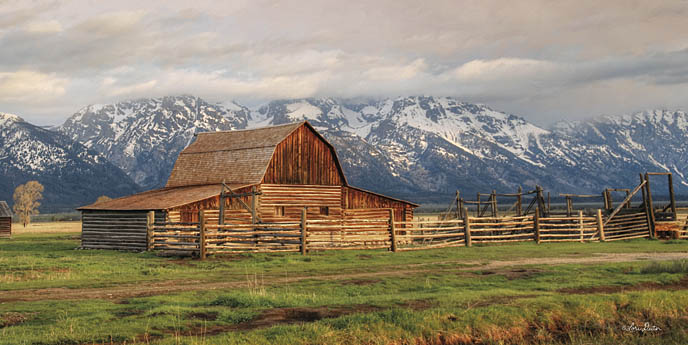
539, 211, 599, 243
146, 206, 662, 258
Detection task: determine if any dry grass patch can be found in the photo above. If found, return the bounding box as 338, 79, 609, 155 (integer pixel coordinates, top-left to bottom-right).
11, 221, 80, 234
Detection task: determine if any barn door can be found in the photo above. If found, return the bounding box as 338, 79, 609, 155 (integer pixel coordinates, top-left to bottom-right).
219, 183, 262, 224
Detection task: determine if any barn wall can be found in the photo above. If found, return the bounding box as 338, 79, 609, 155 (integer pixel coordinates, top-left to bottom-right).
259, 184, 342, 222
262, 125, 344, 185
0, 217, 10, 238
169, 186, 254, 223
343, 187, 414, 222
81, 210, 165, 250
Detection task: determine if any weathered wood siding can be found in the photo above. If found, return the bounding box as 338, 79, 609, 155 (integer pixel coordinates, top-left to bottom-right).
169, 186, 254, 223
262, 125, 344, 185
81, 210, 166, 250
259, 184, 342, 222
0, 217, 10, 238
343, 187, 413, 222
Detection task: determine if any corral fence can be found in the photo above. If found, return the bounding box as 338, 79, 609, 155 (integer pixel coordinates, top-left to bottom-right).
147, 206, 659, 259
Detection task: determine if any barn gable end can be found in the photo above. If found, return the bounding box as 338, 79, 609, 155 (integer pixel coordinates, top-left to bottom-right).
263, 123, 345, 185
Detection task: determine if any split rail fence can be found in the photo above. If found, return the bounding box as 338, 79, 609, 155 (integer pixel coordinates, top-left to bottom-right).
147, 206, 658, 259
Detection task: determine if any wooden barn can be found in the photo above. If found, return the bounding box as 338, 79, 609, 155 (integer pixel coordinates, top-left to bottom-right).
0, 201, 11, 238
79, 121, 418, 250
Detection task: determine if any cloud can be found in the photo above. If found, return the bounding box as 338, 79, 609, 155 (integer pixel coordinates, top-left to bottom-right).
25, 20, 62, 33
454, 58, 557, 81
365, 58, 428, 81
0, 0, 687, 125
106, 80, 158, 97
0, 70, 67, 103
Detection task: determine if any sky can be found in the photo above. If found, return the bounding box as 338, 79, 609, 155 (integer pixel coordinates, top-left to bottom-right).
1, 0, 688, 126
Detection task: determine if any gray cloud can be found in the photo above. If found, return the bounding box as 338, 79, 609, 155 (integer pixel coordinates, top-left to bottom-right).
0, 0, 687, 125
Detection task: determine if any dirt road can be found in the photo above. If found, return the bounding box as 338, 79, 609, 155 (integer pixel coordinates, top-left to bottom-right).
1, 252, 686, 302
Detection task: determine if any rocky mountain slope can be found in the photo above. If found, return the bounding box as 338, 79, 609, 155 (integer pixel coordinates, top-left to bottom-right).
55, 95, 688, 205
59, 95, 249, 188
0, 113, 139, 212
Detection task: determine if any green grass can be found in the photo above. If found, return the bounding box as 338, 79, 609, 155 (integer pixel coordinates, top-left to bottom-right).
0, 232, 687, 344
640, 259, 688, 274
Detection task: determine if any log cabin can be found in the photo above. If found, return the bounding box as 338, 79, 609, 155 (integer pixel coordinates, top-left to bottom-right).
79, 121, 418, 250
0, 201, 11, 238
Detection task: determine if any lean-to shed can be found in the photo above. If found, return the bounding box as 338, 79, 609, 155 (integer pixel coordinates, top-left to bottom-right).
79, 121, 418, 250
0, 201, 11, 238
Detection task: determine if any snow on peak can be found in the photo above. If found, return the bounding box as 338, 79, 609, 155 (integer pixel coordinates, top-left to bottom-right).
285, 101, 325, 121
0, 112, 22, 126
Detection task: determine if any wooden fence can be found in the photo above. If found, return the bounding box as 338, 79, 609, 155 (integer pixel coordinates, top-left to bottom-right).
394, 219, 465, 251
469, 215, 534, 244
538, 211, 600, 243
603, 212, 651, 241
147, 207, 660, 258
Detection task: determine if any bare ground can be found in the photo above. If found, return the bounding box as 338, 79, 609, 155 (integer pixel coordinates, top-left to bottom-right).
1, 252, 687, 303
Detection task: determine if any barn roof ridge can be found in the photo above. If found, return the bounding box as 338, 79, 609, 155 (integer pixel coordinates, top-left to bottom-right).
198, 121, 306, 135
179, 145, 277, 154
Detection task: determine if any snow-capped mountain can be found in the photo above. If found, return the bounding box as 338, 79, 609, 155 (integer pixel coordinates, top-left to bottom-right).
55, 95, 688, 205
59, 95, 249, 188
552, 109, 688, 188
0, 113, 139, 212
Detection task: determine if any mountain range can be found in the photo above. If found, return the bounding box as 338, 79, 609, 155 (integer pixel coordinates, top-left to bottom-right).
0, 112, 139, 212
1, 95, 686, 210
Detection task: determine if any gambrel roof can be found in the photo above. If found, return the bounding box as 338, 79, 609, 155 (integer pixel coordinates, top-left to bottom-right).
166, 121, 346, 187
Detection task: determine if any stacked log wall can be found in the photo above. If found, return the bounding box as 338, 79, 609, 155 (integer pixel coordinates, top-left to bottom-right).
81, 210, 166, 250
259, 184, 342, 222
0, 217, 10, 238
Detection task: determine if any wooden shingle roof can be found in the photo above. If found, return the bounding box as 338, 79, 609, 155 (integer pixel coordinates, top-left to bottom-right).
166, 122, 304, 187
78, 184, 248, 211
0, 201, 11, 217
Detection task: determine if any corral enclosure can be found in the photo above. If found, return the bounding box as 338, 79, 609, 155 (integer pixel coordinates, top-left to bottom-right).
147, 171, 687, 258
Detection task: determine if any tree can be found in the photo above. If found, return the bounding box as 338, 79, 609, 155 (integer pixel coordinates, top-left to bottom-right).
95, 195, 112, 204
13, 181, 44, 228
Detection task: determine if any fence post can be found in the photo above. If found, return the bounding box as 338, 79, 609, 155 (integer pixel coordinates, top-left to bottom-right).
534, 207, 541, 244
578, 211, 584, 242
645, 173, 656, 238
463, 207, 471, 247
455, 191, 461, 220
491, 190, 497, 217
300, 208, 307, 255
517, 186, 523, 216
146, 211, 155, 251
389, 209, 397, 252
596, 209, 605, 242
199, 210, 206, 260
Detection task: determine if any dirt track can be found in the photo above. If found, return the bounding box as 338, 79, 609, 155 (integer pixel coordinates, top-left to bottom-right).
1, 252, 687, 302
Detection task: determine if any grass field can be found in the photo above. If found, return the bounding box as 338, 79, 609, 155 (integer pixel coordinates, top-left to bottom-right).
0, 222, 687, 344
10, 221, 81, 234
